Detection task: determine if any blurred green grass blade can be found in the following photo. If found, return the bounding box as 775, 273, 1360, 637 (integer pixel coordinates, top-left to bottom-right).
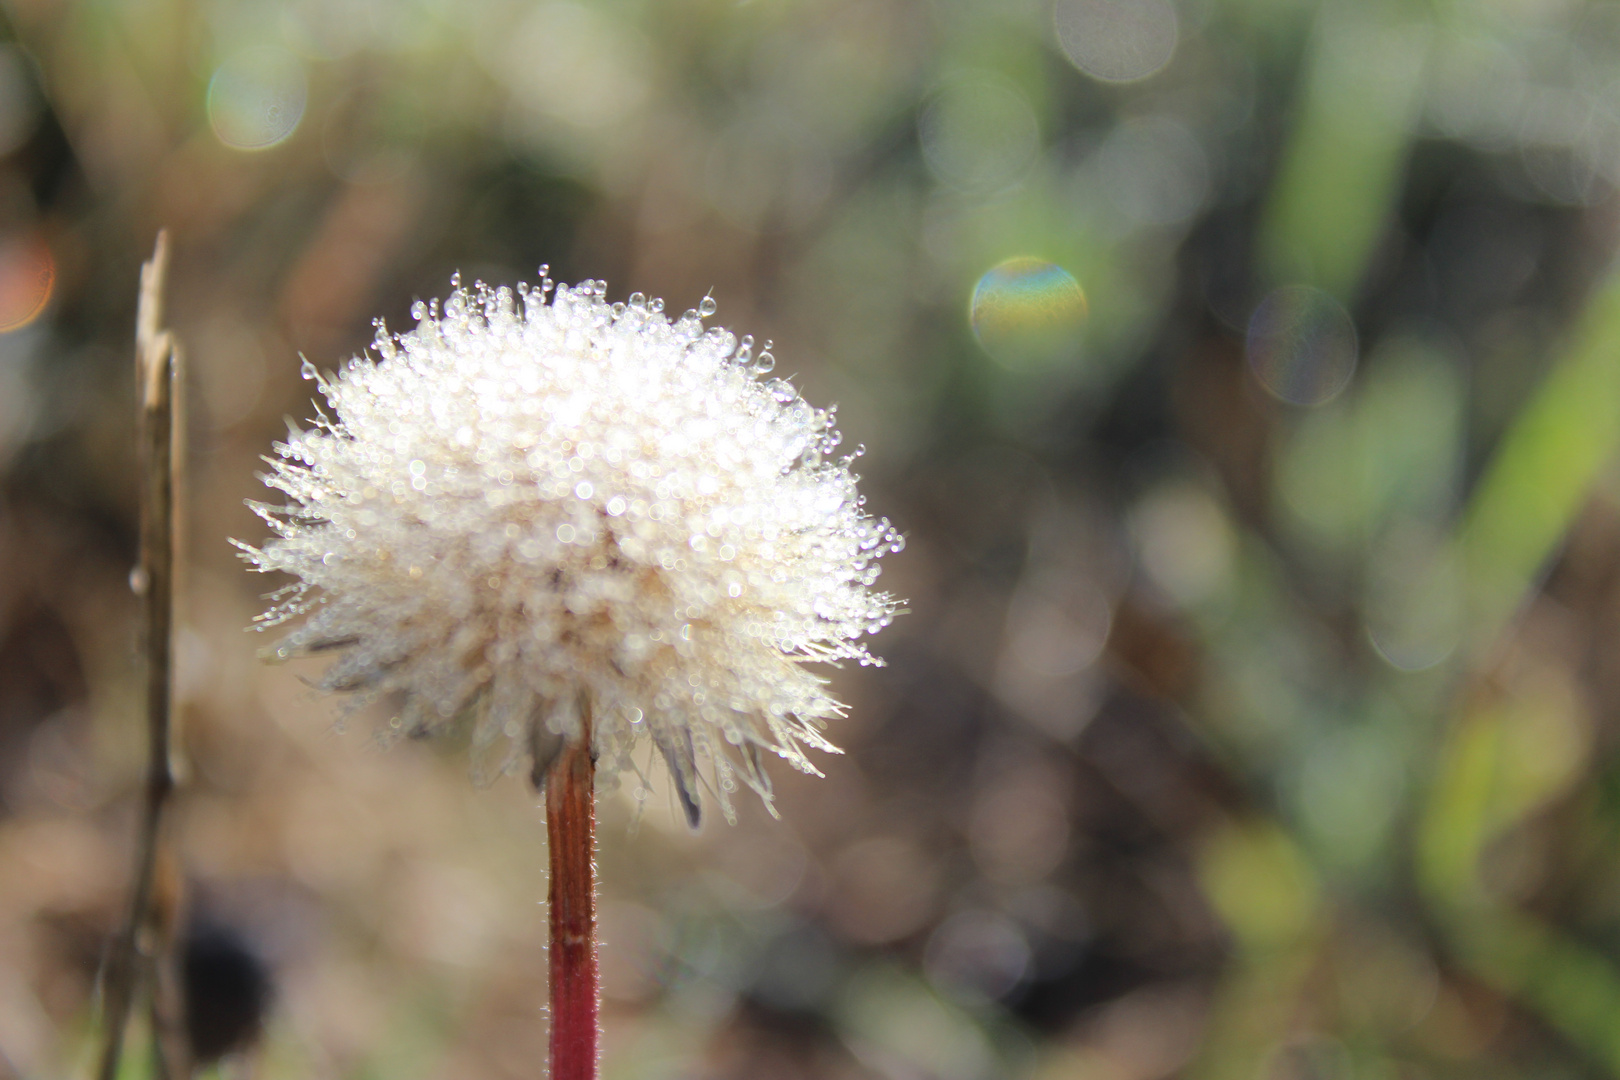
1445, 909, 1620, 1074
1259, 6, 1428, 300
1418, 680, 1620, 1071
1460, 269, 1620, 658
1188, 821, 1323, 1080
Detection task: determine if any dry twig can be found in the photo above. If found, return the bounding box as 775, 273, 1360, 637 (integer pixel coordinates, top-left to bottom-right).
97, 231, 186, 1080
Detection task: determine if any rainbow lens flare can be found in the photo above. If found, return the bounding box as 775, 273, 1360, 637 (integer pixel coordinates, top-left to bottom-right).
969, 257, 1088, 371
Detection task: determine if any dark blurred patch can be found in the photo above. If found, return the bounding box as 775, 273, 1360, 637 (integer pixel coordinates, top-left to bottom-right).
857, 641, 986, 794
182, 917, 272, 1065
414, 159, 594, 306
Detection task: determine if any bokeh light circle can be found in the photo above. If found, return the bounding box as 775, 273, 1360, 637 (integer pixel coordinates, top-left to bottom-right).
1093, 116, 1210, 227
1053, 0, 1178, 84
919, 73, 1040, 194
970, 257, 1088, 370
0, 235, 53, 332
1246, 285, 1358, 406
207, 47, 308, 151
1363, 526, 1461, 672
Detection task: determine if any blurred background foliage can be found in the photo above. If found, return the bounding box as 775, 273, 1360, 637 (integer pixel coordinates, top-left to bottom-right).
9, 0, 1620, 1077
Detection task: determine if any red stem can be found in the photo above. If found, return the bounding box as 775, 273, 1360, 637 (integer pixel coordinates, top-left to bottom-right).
546, 733, 598, 1080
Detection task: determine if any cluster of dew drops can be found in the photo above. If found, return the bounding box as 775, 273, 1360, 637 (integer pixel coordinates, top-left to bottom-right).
304, 269, 905, 650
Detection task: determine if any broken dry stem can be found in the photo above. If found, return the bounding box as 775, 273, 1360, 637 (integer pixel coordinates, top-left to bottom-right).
98, 231, 186, 1080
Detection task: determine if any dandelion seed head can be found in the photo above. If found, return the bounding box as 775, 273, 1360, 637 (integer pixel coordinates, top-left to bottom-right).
236, 274, 903, 822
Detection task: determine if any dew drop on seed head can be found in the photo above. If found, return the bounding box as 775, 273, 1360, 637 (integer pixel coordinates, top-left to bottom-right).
736, 335, 754, 364
628, 291, 646, 310
410, 300, 427, 320
754, 350, 775, 374
650, 297, 665, 314
698, 294, 718, 318
300, 357, 318, 380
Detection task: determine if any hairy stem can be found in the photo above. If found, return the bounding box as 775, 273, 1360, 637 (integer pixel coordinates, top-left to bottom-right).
98, 231, 184, 1080
545, 718, 598, 1080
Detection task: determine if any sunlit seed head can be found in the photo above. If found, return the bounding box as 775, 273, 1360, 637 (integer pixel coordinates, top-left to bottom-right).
235, 274, 903, 824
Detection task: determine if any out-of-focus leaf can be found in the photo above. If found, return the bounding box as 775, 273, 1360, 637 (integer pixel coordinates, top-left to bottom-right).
1444, 910, 1620, 1074
1460, 268, 1620, 658
1200, 819, 1320, 952
1419, 663, 1590, 905
1260, 6, 1428, 300
1276, 335, 1463, 566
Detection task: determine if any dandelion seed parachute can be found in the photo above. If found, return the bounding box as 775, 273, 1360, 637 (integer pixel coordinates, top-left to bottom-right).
235, 273, 903, 823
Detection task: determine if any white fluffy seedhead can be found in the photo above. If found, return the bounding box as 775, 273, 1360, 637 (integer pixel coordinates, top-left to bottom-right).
236, 273, 903, 824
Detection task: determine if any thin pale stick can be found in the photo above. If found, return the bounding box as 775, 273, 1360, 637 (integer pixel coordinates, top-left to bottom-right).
97, 231, 181, 1080
546, 711, 599, 1080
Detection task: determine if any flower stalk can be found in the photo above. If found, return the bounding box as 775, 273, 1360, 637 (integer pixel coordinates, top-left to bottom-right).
544, 716, 598, 1080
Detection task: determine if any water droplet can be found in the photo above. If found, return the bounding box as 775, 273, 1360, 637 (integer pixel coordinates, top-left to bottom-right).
628, 291, 646, 310
768, 379, 796, 403
650, 297, 665, 314
698, 294, 718, 317
449, 270, 462, 290
299, 357, 318, 380
754, 350, 775, 374
737, 335, 754, 364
